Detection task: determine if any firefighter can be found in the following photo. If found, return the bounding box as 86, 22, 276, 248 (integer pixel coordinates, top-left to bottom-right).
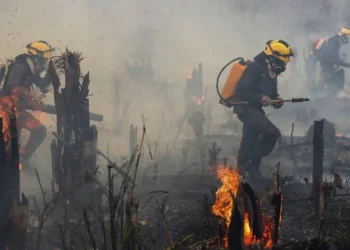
0, 40, 54, 169
234, 40, 294, 182
311, 27, 350, 95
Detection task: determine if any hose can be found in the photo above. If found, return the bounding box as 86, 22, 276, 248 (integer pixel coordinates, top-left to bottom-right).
216, 57, 244, 102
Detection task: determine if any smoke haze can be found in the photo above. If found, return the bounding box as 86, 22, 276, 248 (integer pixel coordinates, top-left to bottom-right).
1, 0, 350, 189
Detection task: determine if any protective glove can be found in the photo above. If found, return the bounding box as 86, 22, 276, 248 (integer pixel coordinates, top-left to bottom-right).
260, 95, 273, 107
272, 97, 284, 109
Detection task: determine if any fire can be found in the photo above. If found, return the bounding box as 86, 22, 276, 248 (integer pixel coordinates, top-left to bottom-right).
212, 165, 275, 249
192, 96, 206, 105
19, 162, 22, 171
243, 213, 275, 248
212, 166, 240, 227
0, 96, 14, 143
336, 132, 343, 138
186, 67, 193, 79
336, 148, 350, 164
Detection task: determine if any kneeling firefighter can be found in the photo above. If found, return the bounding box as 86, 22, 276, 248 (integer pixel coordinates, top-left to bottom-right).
0, 40, 54, 169
217, 40, 294, 181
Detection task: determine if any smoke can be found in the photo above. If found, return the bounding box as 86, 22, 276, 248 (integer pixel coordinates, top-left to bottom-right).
1, 0, 350, 140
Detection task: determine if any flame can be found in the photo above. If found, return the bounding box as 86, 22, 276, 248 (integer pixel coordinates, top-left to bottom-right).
0, 96, 15, 143
186, 68, 193, 79
244, 212, 252, 245
211, 165, 275, 249
212, 166, 240, 227
192, 96, 206, 105
337, 147, 350, 164
336, 132, 343, 138
19, 162, 22, 171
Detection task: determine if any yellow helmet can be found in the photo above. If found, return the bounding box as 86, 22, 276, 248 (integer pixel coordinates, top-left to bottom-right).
338, 27, 350, 36
26, 40, 55, 59
264, 40, 294, 62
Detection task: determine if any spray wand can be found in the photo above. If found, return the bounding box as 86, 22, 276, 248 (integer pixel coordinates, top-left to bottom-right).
229, 98, 310, 106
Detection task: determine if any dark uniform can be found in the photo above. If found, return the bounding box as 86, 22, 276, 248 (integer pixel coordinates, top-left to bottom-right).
234, 52, 281, 178
316, 35, 350, 94
1, 53, 49, 165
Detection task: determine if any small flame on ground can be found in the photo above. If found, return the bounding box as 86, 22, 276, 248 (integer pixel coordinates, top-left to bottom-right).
19, 163, 22, 171
211, 165, 275, 249
0, 96, 14, 143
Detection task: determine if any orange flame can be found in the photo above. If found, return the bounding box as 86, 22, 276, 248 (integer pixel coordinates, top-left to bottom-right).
244, 213, 275, 247
0, 96, 15, 143
336, 132, 343, 138
186, 68, 193, 79
192, 96, 206, 105
212, 166, 240, 228
211, 165, 275, 249
19, 162, 22, 171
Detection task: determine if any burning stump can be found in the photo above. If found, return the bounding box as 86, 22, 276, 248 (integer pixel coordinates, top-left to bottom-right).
211, 166, 282, 250
0, 114, 28, 250
184, 63, 205, 139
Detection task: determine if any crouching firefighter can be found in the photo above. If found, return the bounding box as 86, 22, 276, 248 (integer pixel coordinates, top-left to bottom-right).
0, 40, 55, 169
217, 40, 294, 181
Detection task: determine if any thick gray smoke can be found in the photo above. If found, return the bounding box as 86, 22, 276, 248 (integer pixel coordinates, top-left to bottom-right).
1, 1, 349, 132
1, 0, 350, 189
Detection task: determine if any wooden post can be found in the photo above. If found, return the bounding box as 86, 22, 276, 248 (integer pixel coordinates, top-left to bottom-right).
130, 124, 138, 156
47, 50, 101, 241
50, 139, 59, 198
312, 119, 324, 210
184, 63, 205, 139
48, 51, 93, 192
0, 114, 28, 249
208, 141, 220, 167
0, 118, 5, 164
10, 116, 20, 201
88, 125, 98, 173
48, 60, 64, 196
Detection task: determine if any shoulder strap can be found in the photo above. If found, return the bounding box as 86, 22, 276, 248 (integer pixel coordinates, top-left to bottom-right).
316, 36, 331, 56
25, 57, 36, 74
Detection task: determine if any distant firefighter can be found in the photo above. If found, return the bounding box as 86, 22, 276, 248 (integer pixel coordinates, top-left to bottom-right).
308, 27, 350, 95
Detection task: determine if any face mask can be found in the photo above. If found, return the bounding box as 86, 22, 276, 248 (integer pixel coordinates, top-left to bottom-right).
268, 56, 287, 75
34, 57, 49, 74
